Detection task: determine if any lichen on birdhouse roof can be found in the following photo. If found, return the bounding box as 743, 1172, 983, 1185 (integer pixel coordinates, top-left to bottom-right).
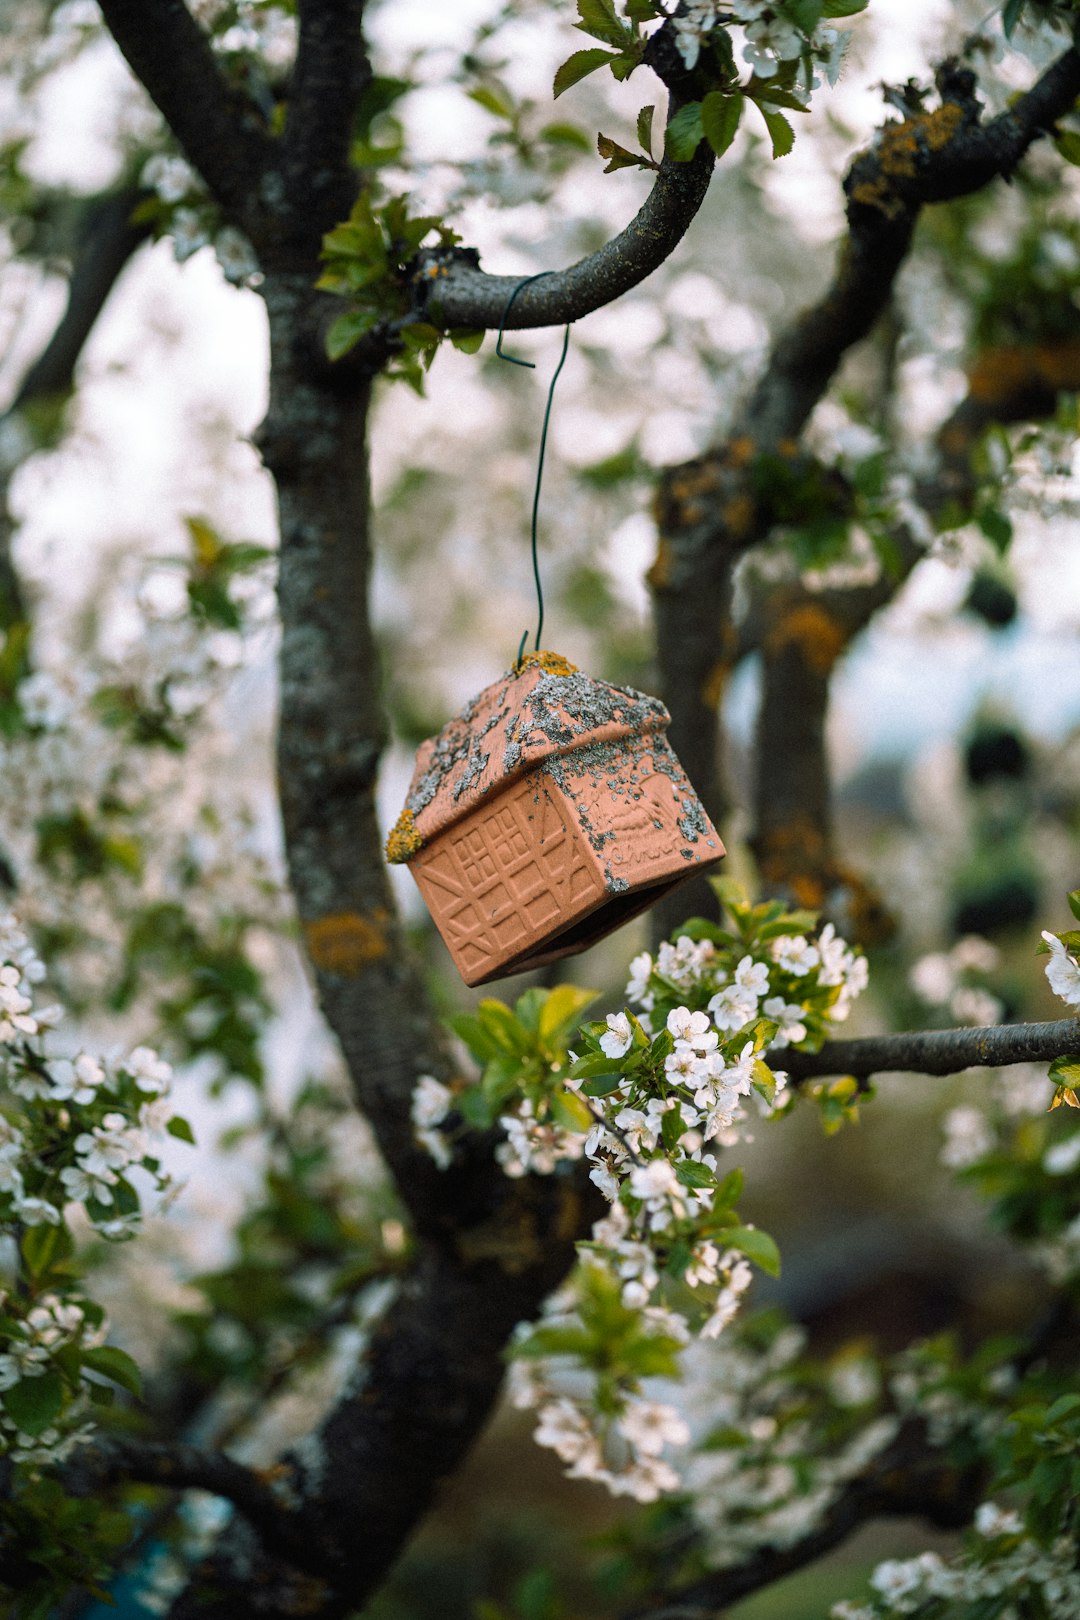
386, 654, 673, 861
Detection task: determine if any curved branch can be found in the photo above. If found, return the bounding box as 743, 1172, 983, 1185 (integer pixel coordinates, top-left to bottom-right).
8, 189, 149, 409
66, 1436, 336, 1581
96, 0, 273, 230
746, 47, 1080, 445
422, 139, 715, 331
775, 1017, 1080, 1084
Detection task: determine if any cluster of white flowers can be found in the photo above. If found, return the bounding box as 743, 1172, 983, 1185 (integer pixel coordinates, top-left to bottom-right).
140, 153, 260, 283
910, 934, 1005, 1027
672, 1, 852, 90
0, 912, 189, 1464
0, 919, 181, 1240
836, 1532, 1080, 1618
410, 1074, 453, 1168
506, 1267, 691, 1502
682, 1323, 899, 1565
413, 903, 869, 1500
0, 1293, 101, 1465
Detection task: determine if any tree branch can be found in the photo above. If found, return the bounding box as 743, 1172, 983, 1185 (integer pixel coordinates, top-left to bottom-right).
8, 189, 149, 408
746, 49, 1080, 446
0, 187, 151, 636
66, 1436, 337, 1583
420, 19, 717, 333
775, 1017, 1080, 1084
421, 134, 715, 331
95, 0, 273, 231
649, 42, 1080, 935
279, 0, 369, 260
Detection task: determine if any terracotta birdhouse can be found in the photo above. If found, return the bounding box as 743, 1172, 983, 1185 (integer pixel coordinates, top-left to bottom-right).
386, 653, 724, 986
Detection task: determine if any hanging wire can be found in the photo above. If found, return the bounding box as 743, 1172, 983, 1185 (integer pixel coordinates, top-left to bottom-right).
495, 273, 572, 666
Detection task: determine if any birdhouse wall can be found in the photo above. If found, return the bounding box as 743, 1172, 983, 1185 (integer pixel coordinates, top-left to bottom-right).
410, 732, 721, 986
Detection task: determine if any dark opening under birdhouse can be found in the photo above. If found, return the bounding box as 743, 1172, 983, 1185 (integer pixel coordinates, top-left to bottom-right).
386, 653, 724, 986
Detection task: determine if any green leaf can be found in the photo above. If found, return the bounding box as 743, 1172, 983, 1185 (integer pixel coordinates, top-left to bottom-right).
468, 85, 514, 119
575, 0, 628, 47
977, 504, 1013, 553
538, 984, 599, 1046
581, 1071, 627, 1097
1045, 1393, 1080, 1424
167, 1115, 196, 1144
538, 121, 593, 151
700, 90, 742, 159
597, 132, 656, 172
823, 0, 869, 13
20, 1220, 72, 1280
81, 1345, 143, 1398
3, 1368, 64, 1435
549, 1088, 594, 1133
449, 328, 485, 354
787, 0, 823, 31
1002, 0, 1025, 37
1054, 130, 1080, 166
477, 998, 532, 1055
757, 105, 795, 159
675, 1159, 715, 1189
636, 103, 655, 159
454, 1087, 490, 1128
325, 309, 380, 362
1067, 889, 1080, 924
553, 48, 618, 98
661, 1104, 684, 1153
448, 1012, 501, 1063
724, 1224, 781, 1277
665, 102, 704, 161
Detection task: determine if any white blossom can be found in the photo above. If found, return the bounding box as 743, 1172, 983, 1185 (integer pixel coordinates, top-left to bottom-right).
123, 1046, 173, 1093
1042, 931, 1080, 1006
940, 1105, 995, 1169
771, 935, 820, 976
411, 1075, 451, 1129
600, 1012, 633, 1059
14, 1196, 61, 1226
1044, 1132, 1080, 1175
762, 996, 807, 1047
625, 951, 653, 1005
975, 1500, 1024, 1538
615, 1403, 686, 1459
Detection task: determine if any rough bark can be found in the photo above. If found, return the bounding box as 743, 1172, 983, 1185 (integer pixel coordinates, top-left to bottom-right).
777, 1015, 1080, 1084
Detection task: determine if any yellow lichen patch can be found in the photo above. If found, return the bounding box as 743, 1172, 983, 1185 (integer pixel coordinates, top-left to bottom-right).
849, 176, 904, 219
701, 657, 733, 711
647, 538, 674, 592
722, 492, 757, 540
517, 649, 579, 677
922, 100, 964, 150
967, 341, 1080, 407
765, 603, 846, 675
304, 909, 391, 973
385, 808, 423, 865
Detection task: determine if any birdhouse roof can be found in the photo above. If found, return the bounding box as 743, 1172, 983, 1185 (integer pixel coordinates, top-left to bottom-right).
393, 654, 671, 854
